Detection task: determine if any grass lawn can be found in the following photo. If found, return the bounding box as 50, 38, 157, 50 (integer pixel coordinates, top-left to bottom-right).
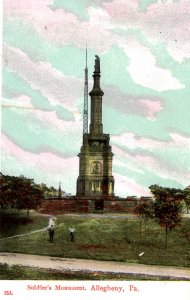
0, 211, 190, 268
0, 210, 48, 239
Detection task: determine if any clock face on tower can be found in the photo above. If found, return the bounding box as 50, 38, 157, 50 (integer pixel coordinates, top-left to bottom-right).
90, 161, 102, 175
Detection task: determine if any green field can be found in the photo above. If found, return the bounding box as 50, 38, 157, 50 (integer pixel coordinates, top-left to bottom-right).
0, 211, 190, 268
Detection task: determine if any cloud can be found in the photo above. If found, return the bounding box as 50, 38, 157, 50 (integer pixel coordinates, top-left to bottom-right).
4, 0, 51, 17
111, 131, 190, 151
104, 0, 190, 62
104, 85, 164, 120
2, 95, 34, 109
34, 6, 113, 52
113, 144, 190, 190
3, 0, 189, 196
4, 43, 165, 124
139, 99, 163, 120
4, 0, 190, 63
29, 109, 82, 135
3, 44, 82, 112
1, 133, 80, 193
141, 0, 190, 62
111, 132, 190, 187
4, 0, 113, 52
113, 172, 150, 197
113, 144, 158, 173
4, 0, 185, 91
169, 132, 190, 149
103, 0, 139, 23
1, 132, 151, 197
2, 103, 82, 157
119, 37, 184, 91
1, 133, 78, 176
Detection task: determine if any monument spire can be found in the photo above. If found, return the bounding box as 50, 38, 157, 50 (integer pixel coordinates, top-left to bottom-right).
77, 55, 114, 199
89, 55, 104, 135
83, 45, 89, 134
89, 55, 104, 96
58, 182, 62, 198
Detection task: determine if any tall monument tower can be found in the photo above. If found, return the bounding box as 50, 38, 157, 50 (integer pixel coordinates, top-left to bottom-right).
77, 55, 114, 197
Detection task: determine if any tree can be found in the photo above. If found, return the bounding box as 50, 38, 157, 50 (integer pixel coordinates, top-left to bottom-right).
25, 184, 44, 219
149, 185, 183, 249
1, 174, 44, 218
184, 186, 190, 214
14, 177, 44, 218
45, 186, 58, 198
135, 201, 154, 238
39, 183, 49, 198
0, 174, 13, 209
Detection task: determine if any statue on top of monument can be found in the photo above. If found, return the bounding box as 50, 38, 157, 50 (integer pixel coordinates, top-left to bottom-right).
94, 55, 100, 73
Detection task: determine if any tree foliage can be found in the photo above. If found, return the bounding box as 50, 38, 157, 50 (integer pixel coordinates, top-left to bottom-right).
149, 184, 183, 248
38, 183, 59, 198
0, 174, 45, 217
135, 201, 154, 238
184, 186, 190, 214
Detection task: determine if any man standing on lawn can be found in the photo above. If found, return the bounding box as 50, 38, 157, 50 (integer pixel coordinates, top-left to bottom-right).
48, 224, 55, 242
69, 227, 75, 242
47, 216, 56, 242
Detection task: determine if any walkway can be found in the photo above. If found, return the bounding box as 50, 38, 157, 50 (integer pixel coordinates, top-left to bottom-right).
0, 228, 47, 242
0, 252, 190, 279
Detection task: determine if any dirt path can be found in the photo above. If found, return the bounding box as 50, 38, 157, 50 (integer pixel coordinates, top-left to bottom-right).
0, 228, 48, 242
0, 252, 190, 279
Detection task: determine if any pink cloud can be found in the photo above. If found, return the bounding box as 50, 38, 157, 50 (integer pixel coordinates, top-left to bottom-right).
3, 44, 83, 112
35, 8, 113, 51
1, 133, 78, 175
140, 1, 190, 62
20, 1, 185, 87
4, 44, 166, 122
4, 0, 113, 52
0, 133, 153, 197
2, 95, 82, 141
120, 37, 184, 91
170, 133, 190, 148
4, 0, 51, 16
112, 137, 190, 187
4, 0, 190, 62
113, 144, 157, 169
112, 133, 162, 151
112, 131, 190, 151
30, 109, 82, 134
104, 0, 190, 62
113, 172, 150, 197
2, 95, 34, 109
139, 99, 163, 120
103, 0, 139, 22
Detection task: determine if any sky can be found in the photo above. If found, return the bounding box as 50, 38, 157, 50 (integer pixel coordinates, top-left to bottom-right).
1, 0, 190, 197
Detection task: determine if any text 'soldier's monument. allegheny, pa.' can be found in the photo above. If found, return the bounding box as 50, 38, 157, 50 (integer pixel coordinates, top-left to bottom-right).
77, 55, 115, 201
